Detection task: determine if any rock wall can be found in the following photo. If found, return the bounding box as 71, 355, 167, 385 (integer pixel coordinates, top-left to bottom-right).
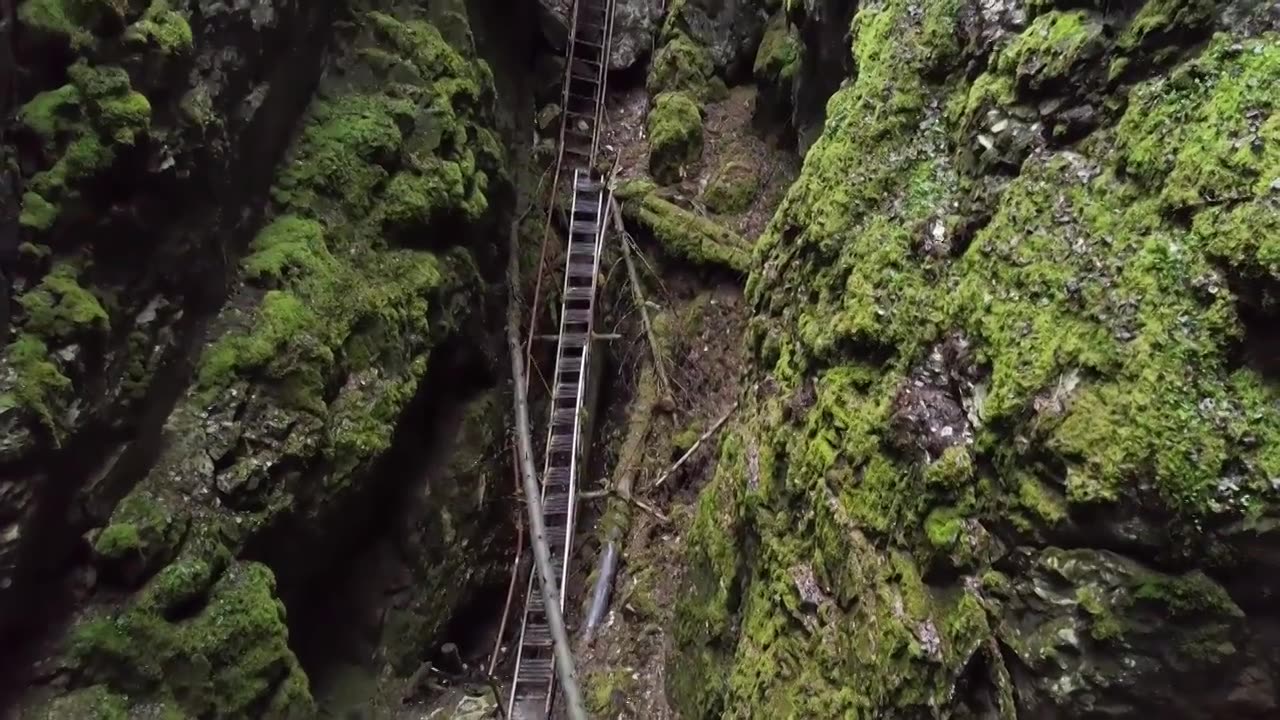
1, 0, 536, 714
671, 0, 1280, 717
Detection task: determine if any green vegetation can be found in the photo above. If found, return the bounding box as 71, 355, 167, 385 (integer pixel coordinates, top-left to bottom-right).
674, 1, 1280, 715
0, 335, 73, 438
124, 0, 194, 54
16, 261, 108, 340
19, 61, 152, 230
703, 160, 758, 214
647, 91, 703, 185
68, 562, 314, 717
753, 11, 801, 87
647, 31, 715, 99
999, 10, 1104, 89
620, 189, 751, 272
1117, 33, 1280, 209
93, 489, 188, 575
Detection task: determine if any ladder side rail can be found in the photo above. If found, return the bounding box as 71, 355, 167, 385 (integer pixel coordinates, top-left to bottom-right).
589, 0, 617, 162
507, 176, 590, 720
559, 184, 604, 602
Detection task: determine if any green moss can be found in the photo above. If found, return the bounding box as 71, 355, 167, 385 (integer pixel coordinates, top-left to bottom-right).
647, 31, 714, 98
68, 562, 314, 717
243, 215, 335, 284
1119, 0, 1215, 52
271, 95, 406, 215
94, 489, 187, 572
703, 161, 759, 215
998, 10, 1105, 88
68, 62, 152, 144
585, 668, 636, 716
2, 335, 73, 436
19, 84, 82, 149
17, 0, 98, 47
621, 189, 751, 272
93, 524, 142, 560
753, 11, 801, 87
19, 192, 60, 231
124, 0, 194, 54
34, 685, 134, 720
1015, 473, 1068, 528
924, 445, 974, 489
17, 261, 109, 340
1133, 571, 1243, 618
647, 91, 703, 185
924, 507, 962, 549
197, 290, 336, 412
19, 62, 152, 228
1193, 198, 1280, 277
1076, 587, 1123, 642
1116, 33, 1280, 210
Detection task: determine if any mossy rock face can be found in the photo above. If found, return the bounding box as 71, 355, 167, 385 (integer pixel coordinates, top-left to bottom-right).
29, 4, 514, 713
648, 91, 704, 185
703, 160, 758, 214
66, 561, 313, 718
671, 1, 1280, 717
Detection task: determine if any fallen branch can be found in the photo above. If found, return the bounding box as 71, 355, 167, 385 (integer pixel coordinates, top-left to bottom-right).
607, 196, 672, 404
582, 363, 660, 647
505, 216, 588, 720
579, 486, 669, 523
652, 401, 739, 489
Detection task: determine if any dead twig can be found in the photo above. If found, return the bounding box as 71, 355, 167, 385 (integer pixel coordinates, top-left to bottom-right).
579, 486, 669, 523
653, 401, 739, 489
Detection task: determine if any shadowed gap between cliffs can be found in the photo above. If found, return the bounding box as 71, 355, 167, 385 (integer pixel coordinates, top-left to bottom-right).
241, 334, 515, 699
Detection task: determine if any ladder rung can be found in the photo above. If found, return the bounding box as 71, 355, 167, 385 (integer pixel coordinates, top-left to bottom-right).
575, 174, 600, 191
544, 492, 572, 515
553, 383, 578, 400
571, 220, 598, 234
523, 624, 553, 647
561, 332, 588, 347
549, 433, 574, 451
551, 407, 577, 424
519, 658, 555, 682
564, 308, 591, 324
567, 262, 595, 277
558, 355, 584, 373
565, 286, 593, 300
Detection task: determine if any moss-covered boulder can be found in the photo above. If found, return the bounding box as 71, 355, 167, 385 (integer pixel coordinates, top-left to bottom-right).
671, 1, 1280, 717
64, 561, 313, 717
752, 9, 801, 129
703, 160, 759, 214
647, 31, 716, 98
648, 91, 704, 185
